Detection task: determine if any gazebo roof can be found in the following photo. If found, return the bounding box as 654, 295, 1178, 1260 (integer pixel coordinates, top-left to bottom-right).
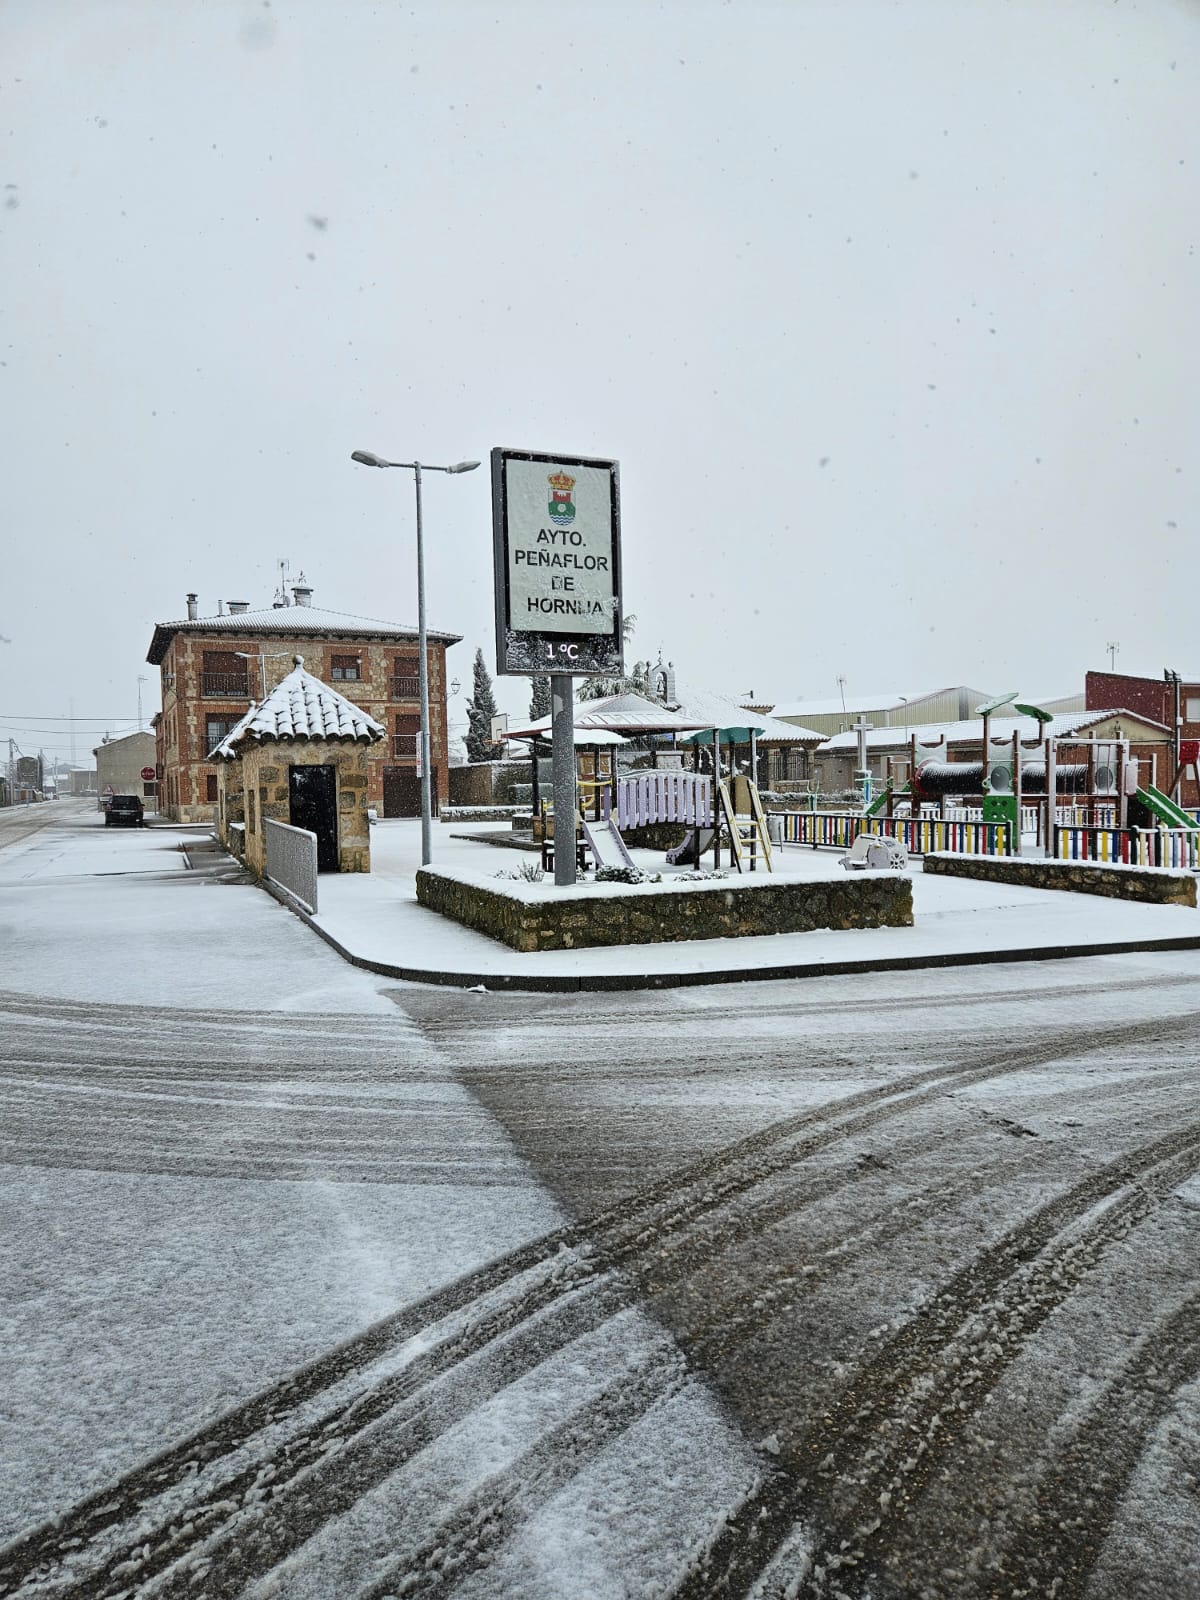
209, 657, 386, 759
506, 691, 709, 740
671, 683, 821, 744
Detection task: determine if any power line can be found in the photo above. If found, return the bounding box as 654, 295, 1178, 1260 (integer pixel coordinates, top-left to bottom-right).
0, 723, 142, 737
0, 713, 150, 722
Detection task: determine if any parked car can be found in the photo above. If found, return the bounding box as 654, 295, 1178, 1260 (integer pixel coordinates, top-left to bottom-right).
105, 794, 145, 828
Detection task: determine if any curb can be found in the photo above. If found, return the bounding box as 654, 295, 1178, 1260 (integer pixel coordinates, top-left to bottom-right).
261, 883, 1200, 993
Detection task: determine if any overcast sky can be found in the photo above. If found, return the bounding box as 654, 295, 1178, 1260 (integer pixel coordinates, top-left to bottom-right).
3, 0, 1197, 761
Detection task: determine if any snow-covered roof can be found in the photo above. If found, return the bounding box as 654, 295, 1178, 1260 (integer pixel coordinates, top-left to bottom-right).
771, 687, 999, 721
210, 659, 386, 758
771, 691, 907, 719
147, 604, 461, 664
90, 729, 154, 756
816, 707, 1172, 753
507, 692, 709, 739
671, 683, 821, 743
510, 725, 629, 747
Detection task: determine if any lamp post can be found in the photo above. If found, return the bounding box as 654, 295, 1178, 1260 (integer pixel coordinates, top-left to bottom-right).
351, 450, 480, 866
233, 650, 296, 702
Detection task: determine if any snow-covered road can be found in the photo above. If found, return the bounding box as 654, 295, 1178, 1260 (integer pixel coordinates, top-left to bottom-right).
2, 804, 1199, 1598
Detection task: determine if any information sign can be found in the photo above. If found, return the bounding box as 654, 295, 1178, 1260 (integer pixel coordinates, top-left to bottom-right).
491, 447, 623, 677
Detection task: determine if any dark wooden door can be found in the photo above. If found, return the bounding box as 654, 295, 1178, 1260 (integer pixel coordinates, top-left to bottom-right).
383, 766, 439, 818
289, 764, 338, 871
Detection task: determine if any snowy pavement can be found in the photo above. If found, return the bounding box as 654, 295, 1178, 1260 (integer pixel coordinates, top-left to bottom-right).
0, 804, 756, 1597
304, 818, 1200, 988
4, 802, 1200, 1598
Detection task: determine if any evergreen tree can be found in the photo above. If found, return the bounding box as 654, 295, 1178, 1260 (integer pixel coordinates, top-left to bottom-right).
577, 612, 649, 701
529, 675, 552, 721
465, 647, 501, 763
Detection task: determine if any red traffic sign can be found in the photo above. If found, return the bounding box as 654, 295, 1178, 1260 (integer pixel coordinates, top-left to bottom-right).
140, 766, 156, 781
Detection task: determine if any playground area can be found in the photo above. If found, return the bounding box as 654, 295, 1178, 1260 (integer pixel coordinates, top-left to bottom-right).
514, 691, 1200, 879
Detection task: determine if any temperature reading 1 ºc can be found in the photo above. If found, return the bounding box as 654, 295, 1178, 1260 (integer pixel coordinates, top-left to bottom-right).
545, 642, 579, 661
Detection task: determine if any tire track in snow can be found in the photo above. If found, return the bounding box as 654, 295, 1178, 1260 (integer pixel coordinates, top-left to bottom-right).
681, 1068, 1182, 1366
353, 1349, 691, 1600
668, 1120, 1200, 1600
3, 1015, 1192, 1598
994, 1291, 1200, 1600
0, 997, 487, 1183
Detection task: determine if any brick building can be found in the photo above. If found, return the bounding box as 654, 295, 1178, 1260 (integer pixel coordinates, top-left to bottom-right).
147, 587, 461, 822
212, 661, 384, 877
1085, 669, 1199, 806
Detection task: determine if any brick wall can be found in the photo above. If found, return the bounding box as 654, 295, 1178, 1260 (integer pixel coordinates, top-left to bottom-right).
157, 630, 455, 823
1085, 671, 1200, 806
1085, 671, 1170, 725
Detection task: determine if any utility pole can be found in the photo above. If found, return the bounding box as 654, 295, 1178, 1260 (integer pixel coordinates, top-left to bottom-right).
137, 674, 147, 729
852, 716, 873, 811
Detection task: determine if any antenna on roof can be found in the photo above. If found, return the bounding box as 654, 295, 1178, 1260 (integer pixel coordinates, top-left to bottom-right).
837, 674, 847, 713
273, 558, 291, 608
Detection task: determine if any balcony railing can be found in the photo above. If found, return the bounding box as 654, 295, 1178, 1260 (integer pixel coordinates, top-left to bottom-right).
201, 672, 250, 698
390, 675, 421, 700
392, 733, 419, 758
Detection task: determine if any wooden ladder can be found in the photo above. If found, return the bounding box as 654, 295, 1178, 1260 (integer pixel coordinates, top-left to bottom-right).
718, 779, 774, 873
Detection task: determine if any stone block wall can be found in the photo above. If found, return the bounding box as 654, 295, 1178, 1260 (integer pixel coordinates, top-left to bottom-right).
218, 739, 373, 875
416, 868, 912, 952
448, 760, 530, 807
922, 853, 1196, 906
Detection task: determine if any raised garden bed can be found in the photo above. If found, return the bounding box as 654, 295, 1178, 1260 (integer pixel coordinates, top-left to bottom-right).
923, 853, 1196, 906
416, 865, 912, 952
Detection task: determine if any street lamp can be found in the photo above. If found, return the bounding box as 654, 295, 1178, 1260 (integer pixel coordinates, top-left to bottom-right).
233, 650, 296, 702
351, 450, 480, 865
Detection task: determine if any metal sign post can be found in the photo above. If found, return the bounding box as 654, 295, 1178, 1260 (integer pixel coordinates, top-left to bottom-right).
491, 447, 622, 888
551, 675, 577, 885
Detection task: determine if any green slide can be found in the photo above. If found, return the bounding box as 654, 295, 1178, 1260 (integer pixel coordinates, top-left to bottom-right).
1136, 785, 1200, 832
867, 781, 908, 818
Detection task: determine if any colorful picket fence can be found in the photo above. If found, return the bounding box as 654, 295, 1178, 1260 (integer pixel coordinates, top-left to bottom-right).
1053, 826, 1199, 869
615, 771, 712, 829
770, 811, 1011, 857
772, 810, 863, 849
865, 816, 1011, 857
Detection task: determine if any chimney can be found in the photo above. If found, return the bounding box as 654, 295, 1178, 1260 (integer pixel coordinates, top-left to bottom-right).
186, 593, 198, 621
227, 601, 250, 615
217, 599, 226, 616
292, 580, 313, 607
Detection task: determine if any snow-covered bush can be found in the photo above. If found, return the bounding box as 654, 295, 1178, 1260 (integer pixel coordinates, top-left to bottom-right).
594, 865, 658, 885
494, 860, 545, 882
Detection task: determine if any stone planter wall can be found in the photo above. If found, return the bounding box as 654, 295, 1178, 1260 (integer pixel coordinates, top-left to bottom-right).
417, 868, 912, 953
618, 822, 689, 851
923, 853, 1196, 907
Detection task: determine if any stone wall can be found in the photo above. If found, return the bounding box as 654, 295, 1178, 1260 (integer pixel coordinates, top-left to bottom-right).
449, 760, 529, 807
619, 822, 689, 851
218, 739, 373, 875
922, 852, 1196, 906
416, 868, 912, 952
